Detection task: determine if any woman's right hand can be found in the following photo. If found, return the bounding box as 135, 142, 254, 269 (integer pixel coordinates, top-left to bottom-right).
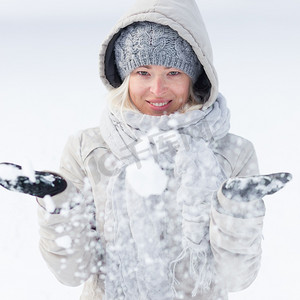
0, 162, 67, 198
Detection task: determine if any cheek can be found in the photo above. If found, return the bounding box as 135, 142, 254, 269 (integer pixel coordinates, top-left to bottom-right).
129, 80, 145, 100
176, 82, 190, 101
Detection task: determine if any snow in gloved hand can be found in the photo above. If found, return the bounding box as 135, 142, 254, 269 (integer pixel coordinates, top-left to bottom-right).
0, 162, 67, 198
222, 172, 292, 202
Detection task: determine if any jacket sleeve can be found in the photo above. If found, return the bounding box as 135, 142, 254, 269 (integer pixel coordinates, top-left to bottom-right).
37, 133, 102, 287
210, 139, 265, 292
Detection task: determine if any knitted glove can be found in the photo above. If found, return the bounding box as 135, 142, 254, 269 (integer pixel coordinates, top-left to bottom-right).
222, 172, 292, 202
0, 162, 67, 198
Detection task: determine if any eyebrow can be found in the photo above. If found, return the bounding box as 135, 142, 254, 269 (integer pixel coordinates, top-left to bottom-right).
140, 65, 151, 69
139, 65, 172, 69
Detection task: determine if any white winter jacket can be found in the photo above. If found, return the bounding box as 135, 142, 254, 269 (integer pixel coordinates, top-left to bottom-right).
38, 0, 265, 299
38, 130, 264, 299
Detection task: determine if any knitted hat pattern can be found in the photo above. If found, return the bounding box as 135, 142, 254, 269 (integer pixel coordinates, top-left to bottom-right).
114, 21, 202, 83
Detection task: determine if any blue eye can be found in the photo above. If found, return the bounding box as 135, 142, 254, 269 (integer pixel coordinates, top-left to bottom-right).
137, 71, 149, 76
169, 71, 180, 76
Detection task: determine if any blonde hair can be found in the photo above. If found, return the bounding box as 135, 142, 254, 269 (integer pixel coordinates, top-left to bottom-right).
106, 75, 203, 115
107, 76, 137, 114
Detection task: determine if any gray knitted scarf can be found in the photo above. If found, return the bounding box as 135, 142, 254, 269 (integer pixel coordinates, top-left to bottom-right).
100, 94, 230, 299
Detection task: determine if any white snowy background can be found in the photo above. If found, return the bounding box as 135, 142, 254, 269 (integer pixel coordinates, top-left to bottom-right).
0, 0, 299, 299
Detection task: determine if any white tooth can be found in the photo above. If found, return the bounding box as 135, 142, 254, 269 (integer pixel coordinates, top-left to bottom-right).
151, 102, 168, 107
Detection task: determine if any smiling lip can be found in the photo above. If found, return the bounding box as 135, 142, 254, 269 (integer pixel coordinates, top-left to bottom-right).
146, 100, 172, 111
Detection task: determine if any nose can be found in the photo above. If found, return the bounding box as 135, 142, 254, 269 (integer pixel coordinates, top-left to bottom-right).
149, 76, 167, 96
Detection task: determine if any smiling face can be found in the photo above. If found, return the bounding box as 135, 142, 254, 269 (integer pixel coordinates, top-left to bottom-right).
128, 65, 191, 116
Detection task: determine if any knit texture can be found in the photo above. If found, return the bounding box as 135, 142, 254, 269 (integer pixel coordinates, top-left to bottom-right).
114, 21, 203, 83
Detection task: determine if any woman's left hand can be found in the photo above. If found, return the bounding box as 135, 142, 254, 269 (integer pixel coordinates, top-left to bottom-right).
222, 172, 292, 202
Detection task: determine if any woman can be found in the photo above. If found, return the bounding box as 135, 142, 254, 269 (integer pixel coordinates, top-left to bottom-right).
0, 0, 291, 299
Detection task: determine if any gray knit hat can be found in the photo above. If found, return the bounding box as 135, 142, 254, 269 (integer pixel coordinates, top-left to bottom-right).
114, 21, 202, 83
